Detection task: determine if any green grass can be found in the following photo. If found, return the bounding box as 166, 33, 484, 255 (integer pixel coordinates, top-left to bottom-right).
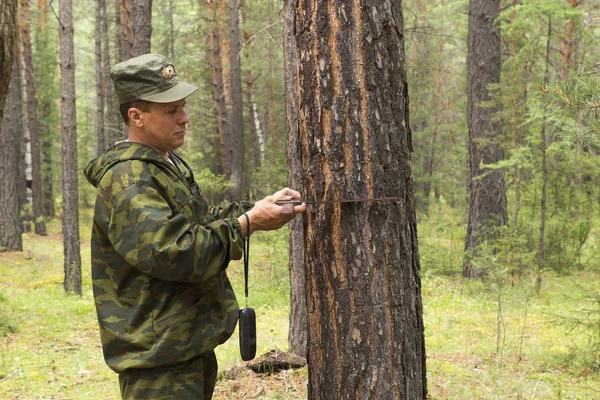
0, 213, 598, 399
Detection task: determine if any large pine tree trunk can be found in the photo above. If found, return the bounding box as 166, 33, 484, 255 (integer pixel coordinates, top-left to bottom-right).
19, 0, 47, 236
283, 0, 307, 359
59, 0, 82, 295
228, 0, 244, 199
132, 0, 152, 56
287, 1, 427, 398
463, 0, 507, 278
0, 0, 21, 252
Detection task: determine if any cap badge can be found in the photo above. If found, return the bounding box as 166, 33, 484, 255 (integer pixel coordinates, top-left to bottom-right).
162, 65, 175, 79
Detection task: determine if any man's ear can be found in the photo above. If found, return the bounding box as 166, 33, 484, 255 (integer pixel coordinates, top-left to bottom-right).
128, 107, 144, 127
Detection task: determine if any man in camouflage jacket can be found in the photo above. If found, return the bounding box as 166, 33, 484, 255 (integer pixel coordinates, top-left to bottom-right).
84, 54, 305, 399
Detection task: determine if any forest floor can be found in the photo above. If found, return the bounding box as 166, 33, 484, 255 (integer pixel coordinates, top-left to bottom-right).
0, 213, 598, 399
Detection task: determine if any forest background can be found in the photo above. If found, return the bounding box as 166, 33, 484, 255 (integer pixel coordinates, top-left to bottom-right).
0, 0, 599, 398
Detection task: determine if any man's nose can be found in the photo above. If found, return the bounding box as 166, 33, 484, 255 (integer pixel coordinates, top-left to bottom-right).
178, 110, 189, 124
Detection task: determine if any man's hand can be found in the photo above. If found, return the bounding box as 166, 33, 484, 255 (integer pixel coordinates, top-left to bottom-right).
238, 188, 306, 237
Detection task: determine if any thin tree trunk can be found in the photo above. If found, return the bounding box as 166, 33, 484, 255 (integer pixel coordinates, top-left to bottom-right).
96, 0, 106, 156
103, 0, 119, 146
168, 0, 175, 60
245, 72, 262, 172
510, 0, 520, 233
228, 0, 244, 199
559, 0, 581, 80
463, 0, 507, 278
423, 39, 444, 203
15, 37, 28, 233
22, 105, 33, 233
35, 0, 55, 218
219, 0, 231, 105
287, 0, 427, 397
265, 35, 278, 149
119, 0, 134, 61
208, 0, 232, 180
0, 6, 22, 252
118, 0, 134, 139
133, 0, 152, 56
19, 0, 47, 236
536, 18, 552, 294
59, 0, 82, 295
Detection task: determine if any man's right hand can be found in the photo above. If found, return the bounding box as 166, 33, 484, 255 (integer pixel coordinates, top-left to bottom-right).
238, 188, 306, 237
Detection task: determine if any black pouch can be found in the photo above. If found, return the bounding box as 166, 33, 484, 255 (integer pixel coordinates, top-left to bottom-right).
239, 213, 256, 361
239, 307, 256, 361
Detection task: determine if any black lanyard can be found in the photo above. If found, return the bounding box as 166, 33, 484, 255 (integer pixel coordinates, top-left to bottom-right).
239, 213, 256, 361
243, 213, 250, 307
169, 152, 200, 196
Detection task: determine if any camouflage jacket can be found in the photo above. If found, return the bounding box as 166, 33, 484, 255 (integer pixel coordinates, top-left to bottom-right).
84, 141, 252, 373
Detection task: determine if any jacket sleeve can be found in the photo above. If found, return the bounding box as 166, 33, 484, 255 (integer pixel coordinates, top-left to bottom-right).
209, 200, 254, 220
107, 182, 244, 283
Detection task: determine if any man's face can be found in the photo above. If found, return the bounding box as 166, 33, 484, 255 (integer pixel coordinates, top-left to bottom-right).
136, 99, 189, 155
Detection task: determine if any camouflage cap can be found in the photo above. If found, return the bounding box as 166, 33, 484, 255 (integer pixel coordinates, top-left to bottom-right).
110, 54, 198, 104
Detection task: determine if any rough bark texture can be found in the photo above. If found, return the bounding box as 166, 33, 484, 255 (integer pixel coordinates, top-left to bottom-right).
133, 0, 152, 57
464, 0, 507, 278
59, 0, 82, 295
0, 0, 16, 117
228, 0, 244, 199
0, 20, 22, 252
284, 0, 307, 359
287, 0, 427, 398
19, 0, 47, 236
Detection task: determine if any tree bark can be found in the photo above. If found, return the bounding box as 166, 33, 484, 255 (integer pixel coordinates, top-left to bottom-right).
103, 0, 120, 146
536, 18, 552, 294
168, 0, 175, 60
283, 0, 307, 359
33, 0, 56, 218
0, 0, 16, 117
208, 0, 232, 179
119, 0, 134, 61
463, 0, 507, 278
287, 0, 427, 398
559, 0, 581, 80
244, 71, 262, 172
423, 39, 444, 203
0, 0, 22, 252
133, 0, 152, 57
59, 0, 82, 295
96, 0, 106, 156
228, 0, 244, 199
19, 0, 47, 236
